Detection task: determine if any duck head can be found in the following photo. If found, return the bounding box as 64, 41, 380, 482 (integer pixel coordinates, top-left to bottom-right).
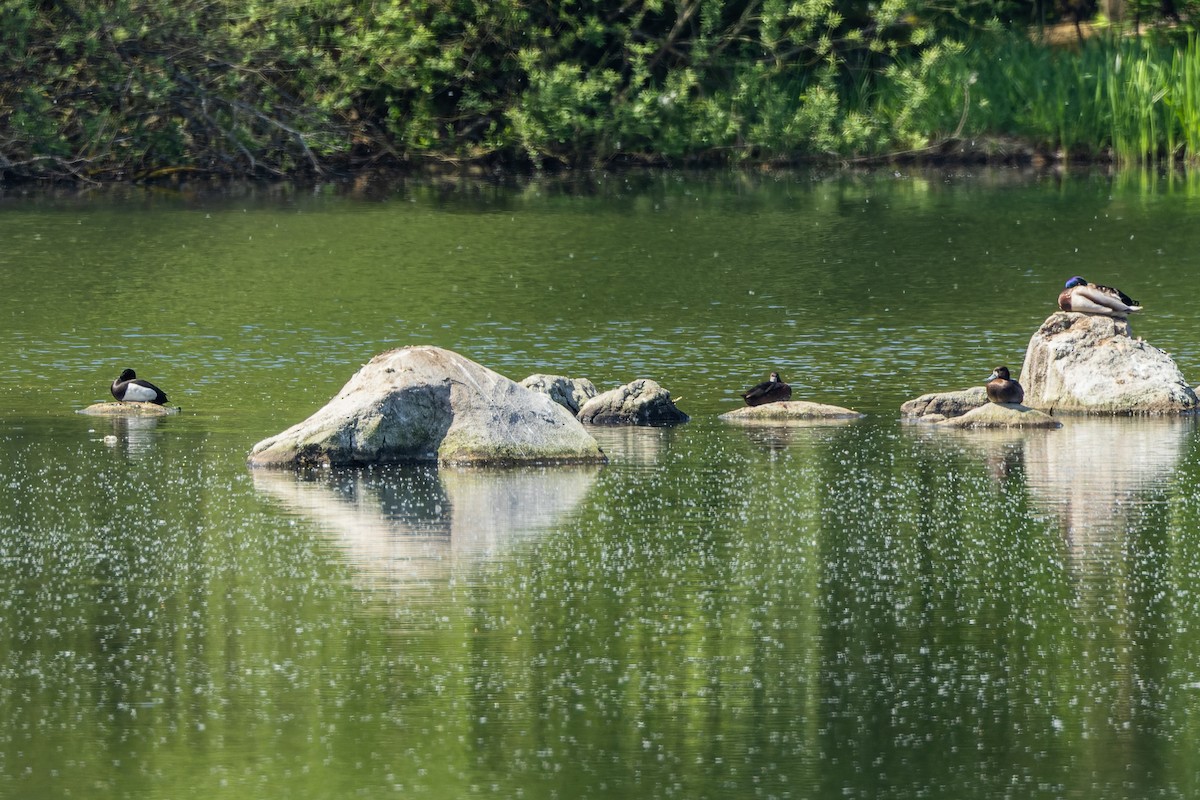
1064, 276, 1087, 289
769, 372, 782, 383
117, 368, 137, 382
987, 366, 1011, 381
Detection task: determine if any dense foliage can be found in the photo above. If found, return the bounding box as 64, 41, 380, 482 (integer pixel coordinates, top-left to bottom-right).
1, 0, 1199, 180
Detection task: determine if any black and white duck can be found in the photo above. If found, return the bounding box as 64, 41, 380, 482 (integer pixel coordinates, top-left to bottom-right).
111, 368, 168, 405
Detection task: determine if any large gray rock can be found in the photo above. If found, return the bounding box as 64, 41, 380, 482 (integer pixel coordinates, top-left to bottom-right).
248, 346, 607, 467
520, 374, 597, 416
900, 387, 988, 419
1020, 312, 1198, 415
577, 379, 689, 426
720, 400, 864, 423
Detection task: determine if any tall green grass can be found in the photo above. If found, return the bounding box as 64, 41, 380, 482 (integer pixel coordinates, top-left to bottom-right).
912, 33, 1200, 164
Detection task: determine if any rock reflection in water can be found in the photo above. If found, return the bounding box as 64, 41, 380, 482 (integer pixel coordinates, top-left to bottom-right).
586, 425, 674, 465
1022, 418, 1193, 567
99, 415, 164, 457
914, 417, 1191, 557
728, 416, 863, 455
251, 465, 598, 588
930, 427, 1043, 486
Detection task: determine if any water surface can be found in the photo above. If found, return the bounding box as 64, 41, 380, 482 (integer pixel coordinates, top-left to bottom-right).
3, 169, 1200, 799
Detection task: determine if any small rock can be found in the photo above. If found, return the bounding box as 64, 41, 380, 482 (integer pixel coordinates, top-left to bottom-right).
78, 402, 180, 417
577, 379, 688, 426
719, 400, 864, 423
520, 374, 597, 416
940, 402, 1061, 429
900, 387, 987, 419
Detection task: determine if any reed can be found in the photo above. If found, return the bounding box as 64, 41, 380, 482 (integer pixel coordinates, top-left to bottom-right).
919, 33, 1200, 164
1174, 36, 1200, 158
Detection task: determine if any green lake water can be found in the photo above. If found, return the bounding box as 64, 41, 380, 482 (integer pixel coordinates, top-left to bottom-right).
3, 168, 1200, 799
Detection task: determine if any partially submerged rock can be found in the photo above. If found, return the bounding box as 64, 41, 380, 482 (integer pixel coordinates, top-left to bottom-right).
520, 374, 597, 416
577, 379, 688, 426
78, 402, 179, 417
939, 402, 1061, 429
900, 386, 988, 419
1021, 312, 1197, 414
719, 400, 864, 423
248, 346, 606, 468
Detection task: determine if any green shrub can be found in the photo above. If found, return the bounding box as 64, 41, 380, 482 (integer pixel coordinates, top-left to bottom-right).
2, 0, 1199, 179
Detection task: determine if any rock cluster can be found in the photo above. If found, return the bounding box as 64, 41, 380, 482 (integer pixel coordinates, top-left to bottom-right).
247, 305, 1199, 471
903, 311, 1197, 422
248, 346, 606, 468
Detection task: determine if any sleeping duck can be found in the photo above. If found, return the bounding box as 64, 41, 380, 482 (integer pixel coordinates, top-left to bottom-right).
111, 368, 169, 405
742, 372, 792, 406
1058, 276, 1142, 317
985, 366, 1024, 405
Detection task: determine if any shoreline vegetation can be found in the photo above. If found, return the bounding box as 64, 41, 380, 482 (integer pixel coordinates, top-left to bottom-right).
4, 0, 1200, 184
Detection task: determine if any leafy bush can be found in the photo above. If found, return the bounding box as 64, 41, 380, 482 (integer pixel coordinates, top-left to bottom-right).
2, 0, 1198, 180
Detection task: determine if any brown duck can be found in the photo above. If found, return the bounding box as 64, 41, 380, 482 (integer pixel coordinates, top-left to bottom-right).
985, 366, 1024, 405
